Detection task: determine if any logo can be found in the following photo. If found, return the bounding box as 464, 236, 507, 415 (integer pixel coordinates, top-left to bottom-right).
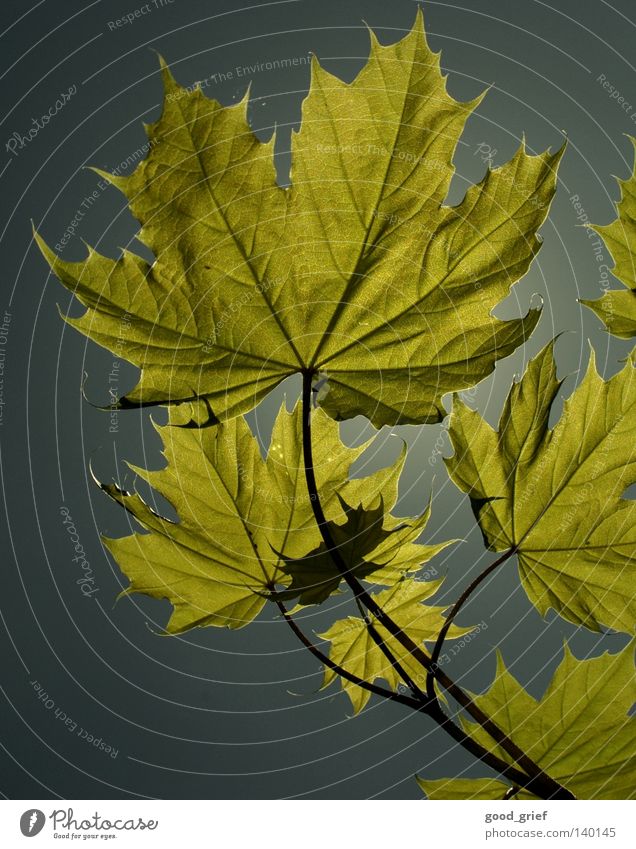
20, 810, 45, 837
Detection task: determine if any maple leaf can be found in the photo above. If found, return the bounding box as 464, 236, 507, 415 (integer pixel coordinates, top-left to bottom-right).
319, 579, 471, 713
416, 777, 511, 800
581, 137, 636, 339
278, 494, 452, 605
37, 11, 561, 428
446, 341, 636, 634
420, 644, 636, 800
98, 401, 446, 630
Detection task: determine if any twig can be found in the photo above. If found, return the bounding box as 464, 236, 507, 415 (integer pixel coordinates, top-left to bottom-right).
426, 547, 517, 702
275, 598, 547, 791
299, 370, 574, 801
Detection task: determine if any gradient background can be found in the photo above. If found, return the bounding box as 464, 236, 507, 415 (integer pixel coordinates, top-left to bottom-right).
0, 0, 634, 800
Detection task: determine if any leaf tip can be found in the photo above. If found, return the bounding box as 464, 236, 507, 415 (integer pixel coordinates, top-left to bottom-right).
156, 50, 179, 92
361, 18, 380, 52
89, 165, 128, 191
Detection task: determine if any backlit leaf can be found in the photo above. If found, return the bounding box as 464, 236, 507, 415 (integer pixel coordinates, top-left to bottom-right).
446, 341, 636, 633
319, 578, 471, 713
100, 402, 444, 630
453, 645, 636, 799
278, 494, 452, 605
416, 776, 510, 800
581, 137, 636, 339
38, 11, 561, 428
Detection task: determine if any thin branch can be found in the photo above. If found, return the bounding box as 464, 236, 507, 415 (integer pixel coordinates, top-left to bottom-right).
275, 598, 546, 791
299, 370, 575, 801
301, 372, 431, 692
365, 617, 424, 699
274, 597, 417, 709
352, 596, 425, 702
426, 547, 517, 702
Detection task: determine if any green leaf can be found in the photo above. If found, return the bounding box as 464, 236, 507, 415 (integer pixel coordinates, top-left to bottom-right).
416, 776, 511, 800
456, 644, 636, 799
319, 578, 471, 713
100, 402, 430, 631
278, 494, 452, 605
37, 10, 561, 428
446, 341, 636, 633
581, 137, 636, 339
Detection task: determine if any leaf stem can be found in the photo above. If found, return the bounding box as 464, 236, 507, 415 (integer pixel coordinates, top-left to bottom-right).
426, 547, 517, 703
275, 598, 547, 791
275, 597, 418, 708
301, 371, 430, 699
353, 596, 424, 699
299, 371, 575, 800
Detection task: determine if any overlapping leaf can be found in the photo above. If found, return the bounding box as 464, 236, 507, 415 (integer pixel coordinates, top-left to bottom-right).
278, 495, 451, 605
38, 11, 561, 428
416, 776, 511, 800
100, 402, 445, 630
420, 644, 636, 799
319, 579, 471, 713
582, 137, 636, 339
446, 341, 636, 633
